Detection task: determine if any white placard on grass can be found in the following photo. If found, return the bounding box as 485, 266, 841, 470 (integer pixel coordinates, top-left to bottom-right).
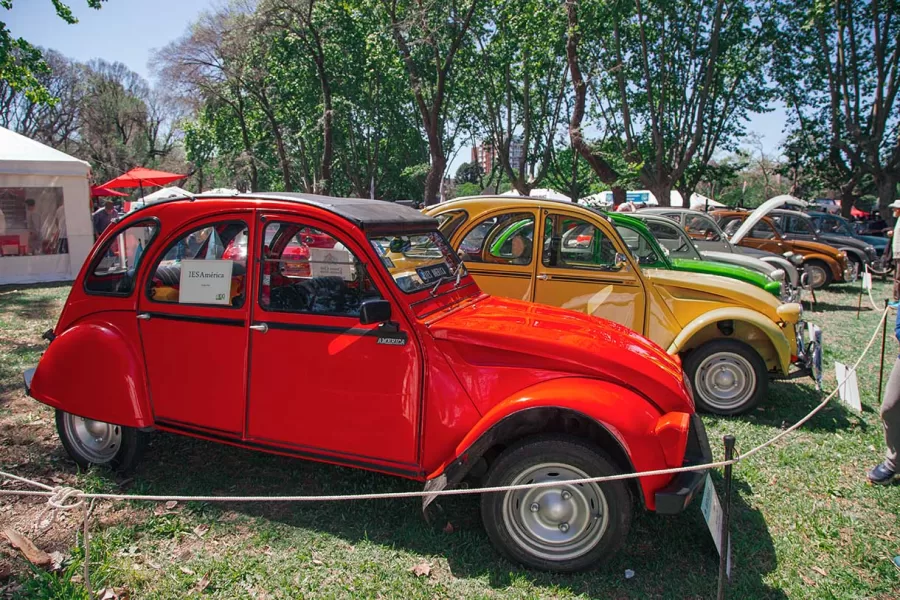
862, 271, 872, 291
700, 473, 732, 577
178, 259, 233, 305
834, 362, 862, 412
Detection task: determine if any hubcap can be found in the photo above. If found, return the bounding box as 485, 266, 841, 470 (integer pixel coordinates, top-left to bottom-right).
695, 351, 757, 411
502, 463, 609, 562
62, 413, 122, 464
807, 265, 827, 288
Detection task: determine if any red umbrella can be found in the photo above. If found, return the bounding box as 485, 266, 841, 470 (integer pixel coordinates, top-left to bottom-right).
850, 206, 870, 218
100, 167, 187, 197
90, 185, 128, 197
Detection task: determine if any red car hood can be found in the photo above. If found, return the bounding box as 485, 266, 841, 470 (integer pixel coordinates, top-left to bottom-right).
427, 296, 693, 415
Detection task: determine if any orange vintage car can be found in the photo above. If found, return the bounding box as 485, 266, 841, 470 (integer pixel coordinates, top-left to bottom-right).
712, 210, 851, 289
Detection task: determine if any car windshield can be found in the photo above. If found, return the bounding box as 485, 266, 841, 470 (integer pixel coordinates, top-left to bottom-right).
643, 219, 702, 260
818, 217, 853, 236
614, 223, 666, 267
369, 231, 464, 294
683, 213, 723, 242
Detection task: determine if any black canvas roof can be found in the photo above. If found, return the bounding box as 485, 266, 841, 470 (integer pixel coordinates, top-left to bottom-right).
224, 192, 437, 234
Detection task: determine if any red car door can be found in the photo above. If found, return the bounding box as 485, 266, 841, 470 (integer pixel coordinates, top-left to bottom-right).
137, 213, 254, 435
246, 213, 422, 473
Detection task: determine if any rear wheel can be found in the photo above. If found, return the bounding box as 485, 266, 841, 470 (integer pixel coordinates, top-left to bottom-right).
803, 259, 832, 289
56, 410, 148, 472
480, 435, 631, 572
684, 339, 768, 415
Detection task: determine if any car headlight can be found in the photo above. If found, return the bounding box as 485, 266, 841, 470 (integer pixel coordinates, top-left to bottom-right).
784, 252, 803, 265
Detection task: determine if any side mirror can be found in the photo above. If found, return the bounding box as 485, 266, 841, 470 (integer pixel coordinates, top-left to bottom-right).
613, 252, 629, 270
360, 299, 392, 325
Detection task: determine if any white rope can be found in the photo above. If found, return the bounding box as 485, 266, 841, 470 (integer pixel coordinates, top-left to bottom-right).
0, 307, 889, 504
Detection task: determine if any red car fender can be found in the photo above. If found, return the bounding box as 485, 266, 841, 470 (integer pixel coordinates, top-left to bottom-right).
30, 313, 152, 428
424, 377, 690, 512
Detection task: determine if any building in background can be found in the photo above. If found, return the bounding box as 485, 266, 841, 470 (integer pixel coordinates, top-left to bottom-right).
472, 138, 525, 174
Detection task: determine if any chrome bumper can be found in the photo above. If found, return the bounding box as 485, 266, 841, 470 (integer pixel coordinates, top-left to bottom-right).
790, 321, 823, 388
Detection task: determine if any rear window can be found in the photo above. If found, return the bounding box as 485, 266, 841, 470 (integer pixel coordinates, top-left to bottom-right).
84, 221, 158, 296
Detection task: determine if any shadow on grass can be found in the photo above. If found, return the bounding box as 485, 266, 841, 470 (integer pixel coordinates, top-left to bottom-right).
746, 381, 863, 433
808, 301, 873, 313
0, 287, 68, 321
80, 432, 787, 599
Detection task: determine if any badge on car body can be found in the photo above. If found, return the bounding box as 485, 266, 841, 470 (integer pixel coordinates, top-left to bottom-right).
377, 334, 407, 346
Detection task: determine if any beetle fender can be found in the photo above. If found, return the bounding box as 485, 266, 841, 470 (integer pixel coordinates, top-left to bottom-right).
838, 246, 867, 266
666, 306, 792, 374
424, 377, 688, 513
802, 253, 841, 279
29, 314, 152, 428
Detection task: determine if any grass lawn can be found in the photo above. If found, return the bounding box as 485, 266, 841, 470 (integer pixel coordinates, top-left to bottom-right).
0, 280, 898, 599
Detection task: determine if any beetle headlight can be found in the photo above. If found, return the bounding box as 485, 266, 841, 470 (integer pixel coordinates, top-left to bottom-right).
776, 303, 802, 324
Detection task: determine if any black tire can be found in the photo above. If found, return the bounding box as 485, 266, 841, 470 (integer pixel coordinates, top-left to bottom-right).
803, 259, 833, 289
55, 410, 149, 472
683, 339, 768, 415
480, 435, 632, 572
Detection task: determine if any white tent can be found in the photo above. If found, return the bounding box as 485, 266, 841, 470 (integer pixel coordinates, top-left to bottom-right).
0, 127, 92, 284
579, 189, 725, 209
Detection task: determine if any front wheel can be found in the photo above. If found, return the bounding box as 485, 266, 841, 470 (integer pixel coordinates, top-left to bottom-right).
56, 410, 148, 472
480, 436, 632, 572
803, 259, 833, 289
683, 339, 768, 415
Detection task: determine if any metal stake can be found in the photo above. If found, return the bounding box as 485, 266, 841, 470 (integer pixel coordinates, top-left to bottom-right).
857, 273, 864, 319
717, 435, 736, 600
878, 298, 889, 405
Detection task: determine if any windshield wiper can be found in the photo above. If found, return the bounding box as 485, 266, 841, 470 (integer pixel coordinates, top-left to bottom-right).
430, 262, 466, 297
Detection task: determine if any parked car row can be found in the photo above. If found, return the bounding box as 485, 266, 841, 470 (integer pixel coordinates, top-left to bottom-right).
23, 192, 824, 574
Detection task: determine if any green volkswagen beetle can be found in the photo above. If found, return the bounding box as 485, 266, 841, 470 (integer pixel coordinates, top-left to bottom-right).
611, 212, 783, 299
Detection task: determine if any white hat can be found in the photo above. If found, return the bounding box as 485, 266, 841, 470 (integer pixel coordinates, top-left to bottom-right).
889, 199, 900, 209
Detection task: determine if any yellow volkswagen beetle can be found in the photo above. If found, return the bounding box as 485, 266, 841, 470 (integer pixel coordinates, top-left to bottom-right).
426, 197, 821, 415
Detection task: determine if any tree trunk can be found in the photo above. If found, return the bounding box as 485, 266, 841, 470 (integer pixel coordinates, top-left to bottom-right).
651, 185, 672, 207
877, 173, 898, 220
839, 187, 855, 220
317, 59, 334, 195
612, 186, 626, 207
423, 130, 445, 206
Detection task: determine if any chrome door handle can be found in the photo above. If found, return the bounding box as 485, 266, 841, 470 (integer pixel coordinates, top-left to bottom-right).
249, 323, 269, 333
137, 313, 151, 320
537, 274, 549, 280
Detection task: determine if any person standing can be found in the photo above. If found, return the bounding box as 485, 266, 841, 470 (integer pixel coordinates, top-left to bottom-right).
54, 203, 67, 253
889, 199, 900, 305
24, 198, 42, 254
92, 200, 116, 239
868, 306, 900, 485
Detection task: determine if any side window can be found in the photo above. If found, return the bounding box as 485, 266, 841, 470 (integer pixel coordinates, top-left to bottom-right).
547, 216, 618, 269
684, 215, 721, 241
85, 221, 158, 295
614, 224, 662, 266
260, 222, 382, 317
459, 212, 534, 265
750, 221, 776, 239
147, 221, 249, 307
647, 220, 694, 258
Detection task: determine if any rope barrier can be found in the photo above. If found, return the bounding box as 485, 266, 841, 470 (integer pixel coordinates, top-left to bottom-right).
0, 306, 890, 595
0, 306, 889, 503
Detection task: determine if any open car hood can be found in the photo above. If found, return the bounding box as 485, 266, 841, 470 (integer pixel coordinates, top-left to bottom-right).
730, 195, 808, 245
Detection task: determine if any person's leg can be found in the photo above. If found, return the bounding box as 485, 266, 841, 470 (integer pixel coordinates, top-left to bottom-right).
882, 360, 900, 471
893, 261, 900, 301
870, 357, 900, 483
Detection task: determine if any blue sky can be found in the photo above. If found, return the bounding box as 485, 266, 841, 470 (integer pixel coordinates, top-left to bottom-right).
6, 0, 790, 174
